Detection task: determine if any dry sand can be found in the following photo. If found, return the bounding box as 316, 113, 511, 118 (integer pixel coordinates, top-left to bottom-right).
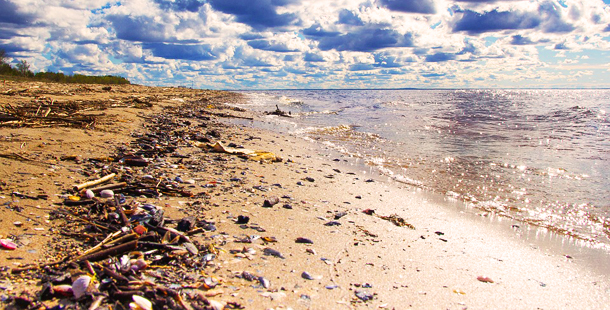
0, 80, 609, 309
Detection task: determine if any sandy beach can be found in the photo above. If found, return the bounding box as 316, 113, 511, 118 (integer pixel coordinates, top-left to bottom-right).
1, 80, 609, 309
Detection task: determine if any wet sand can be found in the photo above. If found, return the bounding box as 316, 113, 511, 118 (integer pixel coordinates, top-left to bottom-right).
0, 80, 608, 309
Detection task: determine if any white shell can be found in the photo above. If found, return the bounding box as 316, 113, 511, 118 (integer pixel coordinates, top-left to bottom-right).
99, 189, 114, 198
85, 189, 95, 199
72, 275, 91, 299
130, 295, 153, 310
207, 299, 226, 310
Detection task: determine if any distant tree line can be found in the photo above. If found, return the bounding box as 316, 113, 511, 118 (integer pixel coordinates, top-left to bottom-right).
0, 49, 130, 85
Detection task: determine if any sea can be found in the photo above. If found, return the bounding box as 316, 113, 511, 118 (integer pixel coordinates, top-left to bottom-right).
227, 89, 610, 252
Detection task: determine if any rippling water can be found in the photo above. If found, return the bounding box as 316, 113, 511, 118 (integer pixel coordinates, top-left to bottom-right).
232, 89, 610, 248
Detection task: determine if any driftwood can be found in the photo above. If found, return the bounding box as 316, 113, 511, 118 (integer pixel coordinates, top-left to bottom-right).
74, 173, 116, 191
75, 240, 138, 262
266, 105, 292, 117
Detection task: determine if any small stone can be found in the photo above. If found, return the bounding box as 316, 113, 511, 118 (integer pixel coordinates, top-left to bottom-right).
236, 215, 250, 224
301, 271, 314, 280
355, 290, 374, 301
99, 190, 114, 199
176, 216, 195, 232
85, 189, 95, 199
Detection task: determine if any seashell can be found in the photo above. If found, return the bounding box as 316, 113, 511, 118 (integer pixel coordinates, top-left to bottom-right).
131, 259, 148, 272
133, 224, 147, 235
301, 271, 314, 280
258, 276, 270, 289
52, 284, 73, 297
130, 295, 152, 310
184, 242, 199, 255
207, 299, 225, 310
72, 275, 91, 299
85, 189, 95, 199
0, 239, 17, 250
13, 221, 23, 227
355, 290, 374, 301
99, 189, 114, 198
119, 255, 131, 273
295, 237, 313, 244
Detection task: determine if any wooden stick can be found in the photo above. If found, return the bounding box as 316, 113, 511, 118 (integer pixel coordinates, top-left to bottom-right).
115, 196, 130, 227
79, 230, 122, 257
10, 258, 66, 274
75, 240, 138, 262
101, 266, 129, 283
85, 182, 127, 194
74, 173, 116, 191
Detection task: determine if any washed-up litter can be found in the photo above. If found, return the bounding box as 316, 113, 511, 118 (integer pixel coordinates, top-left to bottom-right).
1, 95, 261, 309
263, 247, 286, 259
362, 209, 415, 229
193, 141, 283, 163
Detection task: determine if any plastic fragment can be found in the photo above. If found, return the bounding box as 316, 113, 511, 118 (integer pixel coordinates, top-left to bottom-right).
0, 239, 17, 250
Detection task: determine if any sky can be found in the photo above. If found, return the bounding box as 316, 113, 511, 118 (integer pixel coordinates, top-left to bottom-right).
1, 0, 609, 89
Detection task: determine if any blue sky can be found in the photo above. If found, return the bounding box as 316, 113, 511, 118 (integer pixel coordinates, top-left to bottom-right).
1, 0, 609, 89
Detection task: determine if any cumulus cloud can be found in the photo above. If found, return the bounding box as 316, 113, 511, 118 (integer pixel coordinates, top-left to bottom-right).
208, 0, 300, 30
318, 28, 414, 52
0, 0, 608, 88
0, 0, 36, 25
453, 9, 541, 34
378, 0, 436, 14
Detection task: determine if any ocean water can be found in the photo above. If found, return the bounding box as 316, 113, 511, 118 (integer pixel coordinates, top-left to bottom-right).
230, 89, 610, 250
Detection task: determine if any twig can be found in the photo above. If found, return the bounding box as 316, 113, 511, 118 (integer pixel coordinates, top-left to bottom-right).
75, 240, 138, 262
74, 173, 116, 191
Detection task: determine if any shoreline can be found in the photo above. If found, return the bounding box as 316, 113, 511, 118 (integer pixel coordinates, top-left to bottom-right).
1, 81, 608, 309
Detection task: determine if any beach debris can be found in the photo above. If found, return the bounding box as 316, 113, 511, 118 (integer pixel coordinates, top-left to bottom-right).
195, 141, 282, 163
477, 276, 494, 283
295, 237, 314, 244
258, 276, 271, 289
130, 295, 153, 310
324, 221, 341, 226
301, 271, 316, 280
355, 290, 375, 302
73, 173, 116, 192
334, 211, 347, 219
99, 189, 114, 198
262, 236, 278, 243
0, 239, 17, 250
236, 215, 250, 224
362, 209, 415, 229
262, 196, 280, 208
71, 275, 92, 299
266, 104, 292, 117
362, 209, 375, 215
263, 247, 286, 259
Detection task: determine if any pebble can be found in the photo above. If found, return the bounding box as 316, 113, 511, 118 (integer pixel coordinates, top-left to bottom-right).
263, 247, 285, 259
355, 290, 374, 301
295, 237, 313, 244
258, 276, 270, 289
99, 190, 114, 199
301, 271, 314, 280
85, 189, 95, 199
